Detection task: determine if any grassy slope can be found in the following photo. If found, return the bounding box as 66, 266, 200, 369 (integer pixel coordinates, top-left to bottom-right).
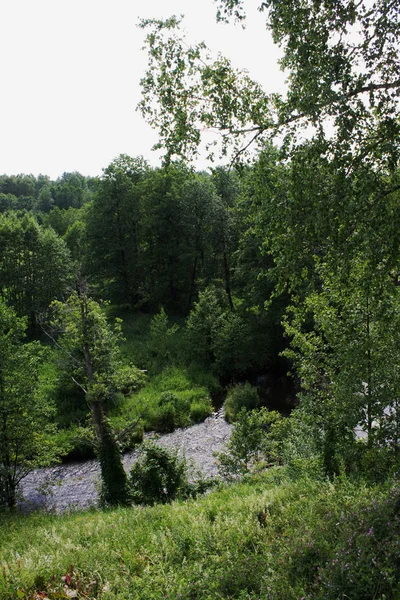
0, 471, 398, 599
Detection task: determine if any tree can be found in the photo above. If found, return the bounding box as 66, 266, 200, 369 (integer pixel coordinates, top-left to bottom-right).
0, 174, 36, 198
186, 285, 259, 379
0, 213, 73, 332
87, 155, 149, 306
139, 162, 194, 309
139, 2, 400, 471
36, 184, 54, 212
0, 193, 17, 213
49, 285, 131, 505
52, 172, 93, 210
283, 254, 400, 476
0, 301, 57, 509
179, 173, 236, 309
140, 2, 400, 173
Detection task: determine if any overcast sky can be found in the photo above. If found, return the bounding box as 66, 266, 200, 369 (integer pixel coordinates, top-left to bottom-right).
0, 0, 285, 179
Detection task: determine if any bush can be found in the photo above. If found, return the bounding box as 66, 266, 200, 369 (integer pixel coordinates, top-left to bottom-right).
212, 313, 256, 378
112, 364, 147, 397
129, 442, 190, 505
55, 426, 96, 462
185, 286, 229, 367
217, 408, 283, 479
224, 382, 259, 423
112, 419, 144, 453
146, 308, 180, 372
190, 398, 214, 422
150, 401, 177, 433
122, 367, 214, 434
185, 364, 222, 395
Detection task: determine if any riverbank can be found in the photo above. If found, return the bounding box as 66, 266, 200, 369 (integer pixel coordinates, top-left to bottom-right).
21, 409, 232, 512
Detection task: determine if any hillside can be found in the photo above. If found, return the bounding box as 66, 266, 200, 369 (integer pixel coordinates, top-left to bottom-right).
0, 471, 399, 599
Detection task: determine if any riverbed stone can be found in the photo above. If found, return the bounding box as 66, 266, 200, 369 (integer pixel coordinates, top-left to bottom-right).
20, 409, 232, 513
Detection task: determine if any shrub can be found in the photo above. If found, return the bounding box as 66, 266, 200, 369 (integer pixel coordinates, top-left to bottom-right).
55, 426, 96, 462
278, 407, 327, 481
129, 442, 190, 505
146, 308, 180, 372
217, 407, 283, 479
112, 364, 147, 397
150, 401, 177, 433
154, 367, 192, 392
212, 312, 255, 378
112, 418, 144, 453
149, 391, 191, 432
190, 398, 214, 422
185, 285, 229, 366
185, 364, 222, 395
114, 366, 214, 436
224, 382, 259, 423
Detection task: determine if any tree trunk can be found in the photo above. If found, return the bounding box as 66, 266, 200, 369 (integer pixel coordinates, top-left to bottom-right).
223, 252, 234, 312
78, 285, 129, 505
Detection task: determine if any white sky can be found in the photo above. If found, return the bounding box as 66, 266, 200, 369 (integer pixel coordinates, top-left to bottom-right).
0, 0, 285, 179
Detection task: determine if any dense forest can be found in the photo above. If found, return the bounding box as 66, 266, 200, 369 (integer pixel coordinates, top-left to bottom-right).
0, 0, 399, 598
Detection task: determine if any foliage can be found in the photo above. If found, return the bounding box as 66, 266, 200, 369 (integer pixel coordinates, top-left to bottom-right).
218, 407, 282, 479
146, 307, 180, 372
49, 292, 123, 404
111, 363, 147, 398
0, 301, 58, 509
139, 15, 270, 162
117, 367, 214, 436
86, 155, 149, 306
87, 157, 237, 313
53, 425, 97, 462
49, 288, 131, 505
186, 286, 262, 379
0, 474, 398, 599
224, 382, 259, 423
138, 0, 400, 476
185, 285, 229, 366
189, 398, 213, 423
99, 418, 131, 507
0, 212, 73, 330
283, 257, 400, 477
141, 2, 400, 172
271, 406, 326, 482
129, 442, 191, 505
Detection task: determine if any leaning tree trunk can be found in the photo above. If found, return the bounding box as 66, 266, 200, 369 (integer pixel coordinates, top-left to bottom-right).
80, 295, 130, 506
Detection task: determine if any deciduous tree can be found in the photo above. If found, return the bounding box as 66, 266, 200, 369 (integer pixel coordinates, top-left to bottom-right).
0, 301, 57, 509
49, 285, 132, 505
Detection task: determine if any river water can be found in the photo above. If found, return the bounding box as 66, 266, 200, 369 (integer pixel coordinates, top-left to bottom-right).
20, 409, 232, 513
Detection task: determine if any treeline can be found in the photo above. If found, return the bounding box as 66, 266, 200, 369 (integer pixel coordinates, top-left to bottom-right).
0, 171, 96, 212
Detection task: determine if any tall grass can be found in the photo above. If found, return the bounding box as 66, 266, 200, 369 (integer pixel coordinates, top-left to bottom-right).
0, 472, 398, 599
110, 366, 215, 437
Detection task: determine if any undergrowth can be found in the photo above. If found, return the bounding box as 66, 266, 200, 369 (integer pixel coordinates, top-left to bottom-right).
42, 307, 219, 460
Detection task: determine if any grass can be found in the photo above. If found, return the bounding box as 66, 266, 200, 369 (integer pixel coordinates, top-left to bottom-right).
0, 471, 399, 599
110, 366, 215, 436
